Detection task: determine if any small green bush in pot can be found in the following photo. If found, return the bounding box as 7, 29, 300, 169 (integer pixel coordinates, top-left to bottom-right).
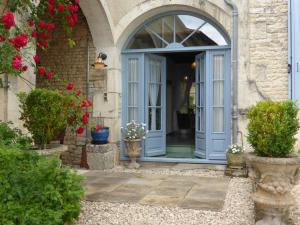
247, 100, 300, 157
18, 89, 67, 149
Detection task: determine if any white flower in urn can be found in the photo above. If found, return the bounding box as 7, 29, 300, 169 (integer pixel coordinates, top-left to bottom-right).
121, 120, 148, 140
227, 144, 244, 154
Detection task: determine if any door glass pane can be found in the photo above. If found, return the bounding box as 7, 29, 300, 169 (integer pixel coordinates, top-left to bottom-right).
148, 59, 162, 131
127, 28, 162, 49
213, 55, 225, 132
161, 16, 174, 44
213, 108, 224, 132
128, 58, 139, 122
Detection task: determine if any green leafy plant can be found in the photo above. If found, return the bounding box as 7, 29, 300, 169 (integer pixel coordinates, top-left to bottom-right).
0, 146, 84, 225
247, 100, 300, 157
18, 89, 68, 148
0, 121, 32, 149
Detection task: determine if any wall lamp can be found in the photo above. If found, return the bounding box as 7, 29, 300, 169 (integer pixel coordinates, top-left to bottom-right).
92, 52, 107, 70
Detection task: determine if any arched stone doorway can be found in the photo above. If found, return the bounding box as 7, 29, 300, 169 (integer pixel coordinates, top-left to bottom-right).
121, 12, 231, 163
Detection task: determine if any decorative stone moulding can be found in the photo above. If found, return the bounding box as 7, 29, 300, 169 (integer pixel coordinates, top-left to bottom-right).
86, 143, 118, 170
246, 153, 300, 225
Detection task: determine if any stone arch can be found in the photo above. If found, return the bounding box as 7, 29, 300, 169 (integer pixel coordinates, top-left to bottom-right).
115, 0, 232, 49
79, 0, 114, 50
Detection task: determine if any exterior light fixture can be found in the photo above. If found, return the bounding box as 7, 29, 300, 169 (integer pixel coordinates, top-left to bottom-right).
92, 52, 107, 70
184, 75, 188, 80
191, 61, 196, 69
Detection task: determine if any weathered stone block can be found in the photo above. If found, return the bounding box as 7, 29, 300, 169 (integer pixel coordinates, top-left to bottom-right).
87, 143, 118, 170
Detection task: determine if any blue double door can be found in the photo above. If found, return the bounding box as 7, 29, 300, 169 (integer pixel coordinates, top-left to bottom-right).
122, 50, 230, 160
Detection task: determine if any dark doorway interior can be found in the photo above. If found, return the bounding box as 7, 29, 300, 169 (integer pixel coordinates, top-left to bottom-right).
160, 51, 201, 158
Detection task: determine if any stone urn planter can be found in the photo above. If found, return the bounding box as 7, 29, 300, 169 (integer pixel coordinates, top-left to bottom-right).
124, 139, 141, 169
246, 153, 300, 225
226, 152, 245, 168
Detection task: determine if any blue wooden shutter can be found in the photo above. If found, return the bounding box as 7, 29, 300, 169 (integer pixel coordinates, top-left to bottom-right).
144, 54, 166, 156
290, 0, 300, 102
121, 53, 145, 158
207, 50, 231, 160
195, 53, 206, 158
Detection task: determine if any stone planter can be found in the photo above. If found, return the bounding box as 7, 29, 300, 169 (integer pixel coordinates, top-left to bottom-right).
124, 139, 141, 169
86, 143, 118, 170
227, 152, 245, 168
30, 144, 68, 162
246, 153, 300, 225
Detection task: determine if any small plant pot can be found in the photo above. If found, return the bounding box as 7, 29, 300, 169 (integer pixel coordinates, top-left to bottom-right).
124, 139, 141, 169
226, 152, 245, 168
91, 127, 109, 144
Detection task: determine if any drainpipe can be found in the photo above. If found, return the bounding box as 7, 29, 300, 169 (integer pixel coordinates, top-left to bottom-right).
224, 0, 238, 144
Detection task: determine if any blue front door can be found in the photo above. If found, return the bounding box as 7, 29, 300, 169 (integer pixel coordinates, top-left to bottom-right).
144, 54, 167, 156
195, 50, 231, 160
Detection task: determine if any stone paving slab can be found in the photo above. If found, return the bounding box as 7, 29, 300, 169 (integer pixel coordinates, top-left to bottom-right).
82, 171, 230, 211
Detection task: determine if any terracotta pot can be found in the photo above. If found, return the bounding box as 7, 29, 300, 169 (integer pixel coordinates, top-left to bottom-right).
246, 153, 300, 225
226, 152, 245, 168
124, 139, 141, 169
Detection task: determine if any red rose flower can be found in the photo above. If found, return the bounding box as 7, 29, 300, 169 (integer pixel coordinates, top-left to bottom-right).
45, 72, 53, 79
38, 20, 46, 28
80, 101, 87, 107
33, 55, 40, 63
75, 88, 81, 96
82, 114, 89, 125
68, 4, 79, 13
48, 0, 55, 4
48, 4, 56, 15
87, 100, 92, 107
0, 35, 5, 42
12, 55, 22, 70
66, 15, 75, 27
31, 30, 37, 38
84, 112, 90, 117
22, 65, 28, 71
76, 127, 84, 134
37, 40, 49, 49
10, 34, 28, 49
44, 23, 55, 31
75, 0, 80, 4
96, 124, 103, 132
28, 19, 34, 27
37, 67, 46, 75
1, 11, 15, 29
66, 82, 74, 90
57, 4, 65, 11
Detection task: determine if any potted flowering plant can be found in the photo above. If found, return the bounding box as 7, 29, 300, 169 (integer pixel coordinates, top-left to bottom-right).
226, 144, 245, 168
90, 124, 109, 144
121, 121, 147, 169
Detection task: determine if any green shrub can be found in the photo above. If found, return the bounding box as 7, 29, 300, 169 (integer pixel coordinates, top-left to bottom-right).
0, 147, 84, 225
0, 121, 32, 149
247, 100, 300, 157
18, 89, 68, 148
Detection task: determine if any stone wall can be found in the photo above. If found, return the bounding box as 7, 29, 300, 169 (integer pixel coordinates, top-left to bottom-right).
36, 9, 106, 165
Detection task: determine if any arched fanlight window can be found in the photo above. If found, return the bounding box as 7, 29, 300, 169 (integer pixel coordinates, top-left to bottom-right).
126, 14, 228, 49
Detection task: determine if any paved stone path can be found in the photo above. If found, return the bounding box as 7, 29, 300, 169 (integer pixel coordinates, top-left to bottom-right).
80, 170, 230, 211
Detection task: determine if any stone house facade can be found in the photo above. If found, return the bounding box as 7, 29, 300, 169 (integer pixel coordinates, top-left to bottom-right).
2, 0, 299, 165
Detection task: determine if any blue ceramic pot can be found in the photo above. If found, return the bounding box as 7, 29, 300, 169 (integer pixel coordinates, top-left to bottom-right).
91, 127, 109, 144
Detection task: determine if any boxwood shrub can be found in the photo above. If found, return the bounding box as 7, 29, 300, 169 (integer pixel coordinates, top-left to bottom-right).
0, 147, 84, 225
247, 100, 300, 157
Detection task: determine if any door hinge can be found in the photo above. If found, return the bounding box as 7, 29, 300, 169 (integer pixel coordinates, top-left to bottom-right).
288, 64, 292, 74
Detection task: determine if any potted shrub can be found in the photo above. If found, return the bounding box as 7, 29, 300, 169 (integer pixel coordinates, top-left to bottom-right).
246, 100, 300, 225
90, 124, 109, 144
226, 144, 245, 168
121, 121, 147, 169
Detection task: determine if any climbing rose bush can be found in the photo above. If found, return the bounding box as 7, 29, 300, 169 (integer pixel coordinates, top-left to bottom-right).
0, 0, 93, 134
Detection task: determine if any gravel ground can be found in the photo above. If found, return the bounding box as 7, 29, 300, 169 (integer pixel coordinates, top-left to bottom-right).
75, 167, 255, 225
